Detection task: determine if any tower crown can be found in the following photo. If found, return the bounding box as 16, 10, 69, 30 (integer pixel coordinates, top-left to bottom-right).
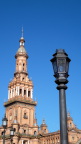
15, 36, 28, 59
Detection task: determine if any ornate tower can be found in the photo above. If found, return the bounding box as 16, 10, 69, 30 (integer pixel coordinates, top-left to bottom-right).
4, 33, 38, 139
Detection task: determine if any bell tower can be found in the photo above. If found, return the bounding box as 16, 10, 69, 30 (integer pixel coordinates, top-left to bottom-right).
4, 32, 37, 136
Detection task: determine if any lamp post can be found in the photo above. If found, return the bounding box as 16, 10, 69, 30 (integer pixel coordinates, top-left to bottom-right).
50, 49, 71, 144
2, 114, 8, 144
10, 128, 14, 144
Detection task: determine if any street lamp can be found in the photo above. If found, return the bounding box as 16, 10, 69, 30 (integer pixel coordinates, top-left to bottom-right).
10, 128, 15, 144
2, 114, 8, 144
50, 49, 71, 144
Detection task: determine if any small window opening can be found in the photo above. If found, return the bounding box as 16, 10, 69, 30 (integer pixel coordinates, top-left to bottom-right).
28, 91, 30, 97
24, 130, 26, 134
20, 89, 22, 94
22, 78, 24, 81
23, 141, 27, 144
14, 128, 16, 132
70, 122, 72, 127
24, 90, 26, 95
72, 137, 74, 140
23, 64, 25, 71
44, 129, 46, 133
23, 113, 28, 119
2, 132, 4, 136
34, 131, 37, 136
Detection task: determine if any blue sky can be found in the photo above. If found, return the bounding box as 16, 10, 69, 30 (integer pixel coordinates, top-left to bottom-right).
0, 0, 81, 132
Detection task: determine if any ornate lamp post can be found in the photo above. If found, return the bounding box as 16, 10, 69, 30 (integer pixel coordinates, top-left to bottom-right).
50, 49, 71, 144
10, 128, 15, 144
2, 114, 8, 144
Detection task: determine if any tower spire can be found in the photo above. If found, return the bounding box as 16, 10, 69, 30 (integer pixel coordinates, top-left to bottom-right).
21, 27, 24, 38
19, 28, 25, 47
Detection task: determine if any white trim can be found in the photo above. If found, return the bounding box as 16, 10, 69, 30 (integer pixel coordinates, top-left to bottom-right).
18, 86, 19, 96
26, 88, 28, 97
11, 89, 12, 98
16, 87, 17, 95
22, 87, 24, 96
22, 140, 23, 144
8, 89, 10, 99
31, 89, 33, 99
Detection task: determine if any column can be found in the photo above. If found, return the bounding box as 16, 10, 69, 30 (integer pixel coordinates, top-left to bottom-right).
11, 89, 12, 98
13, 88, 15, 97
22, 140, 23, 144
22, 87, 24, 97
26, 88, 28, 97
28, 140, 29, 144
8, 89, 10, 99
31, 89, 33, 99
16, 87, 17, 96
18, 86, 19, 96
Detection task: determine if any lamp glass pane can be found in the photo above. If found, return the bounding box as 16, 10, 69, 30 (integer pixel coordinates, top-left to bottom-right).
2, 120, 7, 126
58, 59, 66, 72
3, 121, 6, 126
52, 60, 57, 74
66, 61, 69, 73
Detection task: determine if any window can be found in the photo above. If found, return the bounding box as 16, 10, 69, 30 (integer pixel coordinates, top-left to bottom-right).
72, 137, 74, 140
24, 130, 26, 134
23, 63, 25, 71
23, 113, 28, 119
19, 89, 22, 94
22, 78, 24, 81
70, 122, 72, 127
28, 91, 30, 97
34, 131, 37, 136
24, 90, 26, 95
44, 129, 46, 133
23, 141, 28, 144
14, 128, 16, 132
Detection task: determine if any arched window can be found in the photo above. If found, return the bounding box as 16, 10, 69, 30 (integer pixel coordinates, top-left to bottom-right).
34, 131, 37, 136
19, 89, 22, 94
23, 112, 28, 119
22, 77, 24, 81
23, 140, 28, 144
70, 122, 72, 127
23, 63, 25, 71
24, 90, 26, 95
24, 129, 26, 134
28, 91, 30, 97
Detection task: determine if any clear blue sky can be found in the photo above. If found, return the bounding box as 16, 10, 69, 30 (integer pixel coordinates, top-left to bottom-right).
0, 0, 81, 132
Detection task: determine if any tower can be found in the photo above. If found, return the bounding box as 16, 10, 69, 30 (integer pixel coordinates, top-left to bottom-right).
3, 33, 39, 144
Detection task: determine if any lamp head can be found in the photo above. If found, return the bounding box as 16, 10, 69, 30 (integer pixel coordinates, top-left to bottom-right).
2, 114, 8, 129
51, 49, 71, 84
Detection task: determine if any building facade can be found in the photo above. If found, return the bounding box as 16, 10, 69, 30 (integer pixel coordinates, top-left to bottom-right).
0, 35, 81, 144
